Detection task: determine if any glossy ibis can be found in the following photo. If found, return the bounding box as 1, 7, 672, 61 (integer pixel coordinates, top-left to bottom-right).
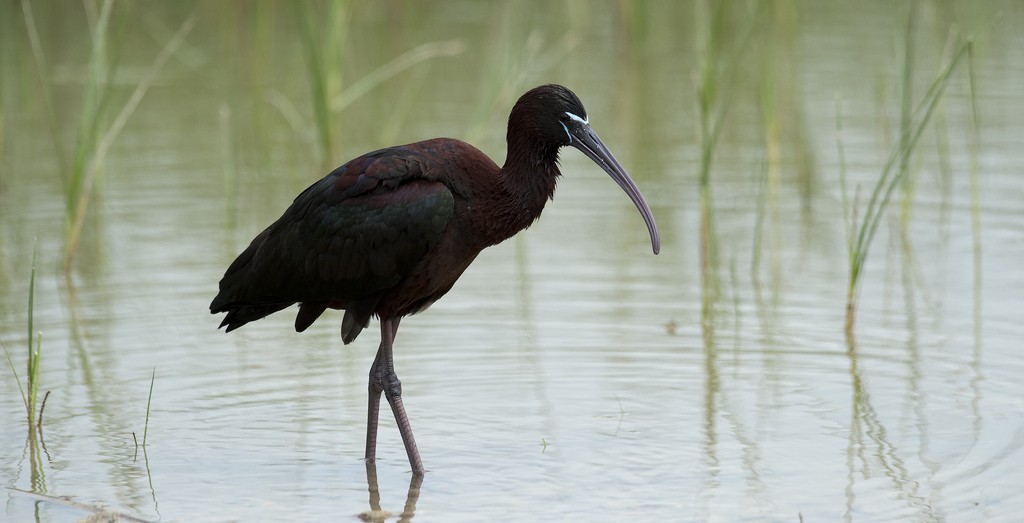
211, 84, 660, 475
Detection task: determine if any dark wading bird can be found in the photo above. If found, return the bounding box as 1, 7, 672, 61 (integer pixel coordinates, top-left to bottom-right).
211, 84, 660, 475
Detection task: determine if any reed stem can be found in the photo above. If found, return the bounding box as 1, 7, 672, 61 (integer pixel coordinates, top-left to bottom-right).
844, 30, 970, 334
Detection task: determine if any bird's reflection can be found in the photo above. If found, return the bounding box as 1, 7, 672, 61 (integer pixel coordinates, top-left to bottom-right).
359, 462, 422, 522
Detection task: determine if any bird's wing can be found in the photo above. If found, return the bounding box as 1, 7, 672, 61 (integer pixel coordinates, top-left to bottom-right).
211, 148, 454, 328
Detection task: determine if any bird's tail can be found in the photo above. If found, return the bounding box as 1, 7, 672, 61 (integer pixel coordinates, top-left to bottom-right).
211, 298, 292, 332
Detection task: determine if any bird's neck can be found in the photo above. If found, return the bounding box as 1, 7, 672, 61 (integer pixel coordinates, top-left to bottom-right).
497, 137, 561, 233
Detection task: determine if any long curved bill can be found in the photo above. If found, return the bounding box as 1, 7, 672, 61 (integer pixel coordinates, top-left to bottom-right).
569, 120, 661, 255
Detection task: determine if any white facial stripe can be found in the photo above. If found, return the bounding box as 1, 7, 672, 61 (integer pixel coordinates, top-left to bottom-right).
565, 112, 589, 125
563, 112, 588, 144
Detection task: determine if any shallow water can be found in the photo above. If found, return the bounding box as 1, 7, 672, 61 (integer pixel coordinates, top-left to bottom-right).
2, 2, 1023, 522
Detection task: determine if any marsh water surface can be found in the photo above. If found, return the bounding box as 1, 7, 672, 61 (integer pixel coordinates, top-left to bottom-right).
2, 2, 1023, 521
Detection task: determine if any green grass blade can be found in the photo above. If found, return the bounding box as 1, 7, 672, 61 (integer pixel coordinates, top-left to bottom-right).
26, 242, 40, 425
1, 339, 28, 413
143, 368, 155, 447
330, 40, 464, 113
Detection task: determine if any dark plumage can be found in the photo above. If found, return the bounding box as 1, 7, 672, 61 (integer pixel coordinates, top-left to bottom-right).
211, 84, 660, 474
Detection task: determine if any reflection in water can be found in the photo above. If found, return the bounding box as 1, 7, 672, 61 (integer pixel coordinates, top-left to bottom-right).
513, 236, 556, 449
5, 487, 153, 523
361, 462, 422, 523
697, 315, 718, 522
24, 425, 47, 497
844, 335, 938, 522
138, 446, 161, 521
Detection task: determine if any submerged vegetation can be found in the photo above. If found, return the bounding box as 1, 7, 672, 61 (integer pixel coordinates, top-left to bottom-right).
685, 1, 978, 338
1, 247, 48, 494
840, 21, 972, 334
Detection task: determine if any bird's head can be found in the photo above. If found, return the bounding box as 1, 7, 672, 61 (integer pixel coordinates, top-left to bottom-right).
509, 84, 588, 149
507, 84, 661, 255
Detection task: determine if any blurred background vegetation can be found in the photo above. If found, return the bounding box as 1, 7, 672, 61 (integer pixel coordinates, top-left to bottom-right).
1, 0, 999, 325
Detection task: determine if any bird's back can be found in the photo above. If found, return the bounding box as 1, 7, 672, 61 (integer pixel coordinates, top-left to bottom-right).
211, 143, 458, 341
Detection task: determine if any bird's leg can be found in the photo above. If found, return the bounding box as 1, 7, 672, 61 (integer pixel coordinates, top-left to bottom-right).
365, 333, 385, 466
365, 319, 397, 464
365, 318, 425, 475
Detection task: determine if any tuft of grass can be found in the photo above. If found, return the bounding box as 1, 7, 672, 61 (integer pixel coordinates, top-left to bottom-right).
2, 244, 45, 430
843, 29, 971, 334
64, 6, 196, 266
18, 0, 195, 267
